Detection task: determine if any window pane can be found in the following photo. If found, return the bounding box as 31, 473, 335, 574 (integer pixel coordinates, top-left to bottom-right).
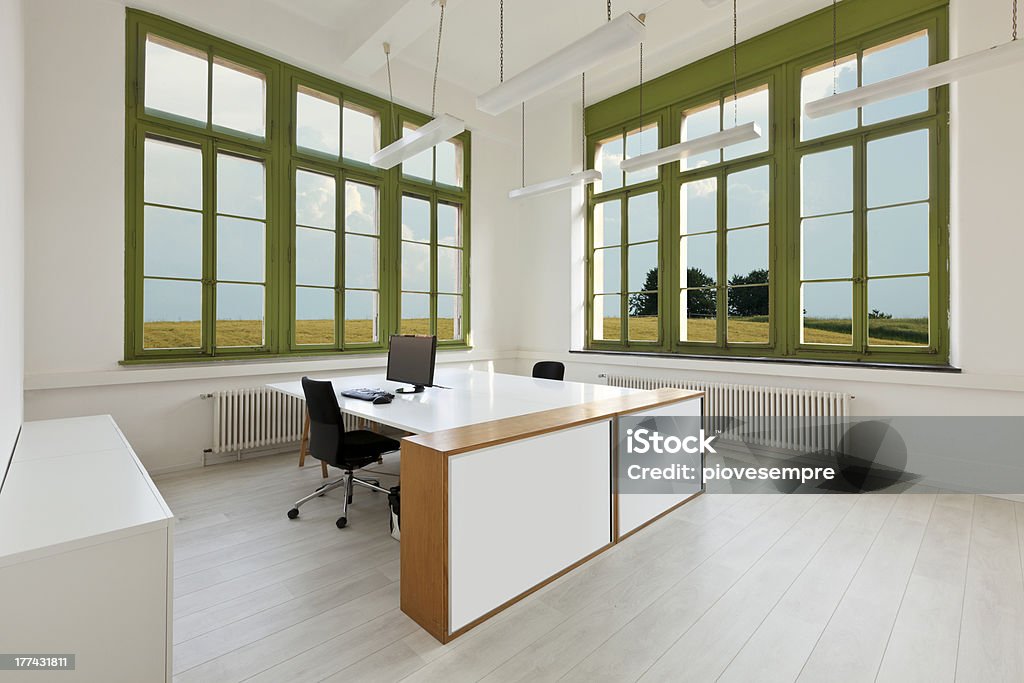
345, 182, 378, 235
863, 31, 929, 125
401, 293, 430, 335
867, 129, 929, 208
868, 203, 929, 276
594, 247, 621, 294
681, 101, 720, 170
346, 235, 378, 289
628, 293, 658, 341
402, 195, 431, 242
345, 290, 379, 344
627, 193, 659, 243
594, 200, 621, 247
212, 58, 265, 137
625, 124, 658, 185
296, 170, 336, 229
217, 154, 265, 219
143, 278, 202, 349
801, 281, 852, 345
295, 287, 334, 345
727, 226, 769, 281
342, 103, 379, 163
868, 276, 929, 346
402, 242, 430, 292
143, 206, 202, 280
437, 294, 463, 341
727, 165, 770, 228
402, 124, 433, 181
723, 85, 770, 160
438, 203, 461, 246
802, 214, 853, 280
145, 138, 202, 210
680, 177, 717, 235
144, 35, 207, 123
728, 286, 769, 343
437, 246, 462, 293
628, 242, 658, 292
436, 139, 464, 188
681, 288, 717, 342
680, 233, 716, 287
296, 87, 340, 157
217, 217, 265, 283
295, 227, 335, 287
595, 135, 623, 192
801, 146, 853, 216
593, 294, 621, 341
216, 283, 264, 347
800, 54, 858, 141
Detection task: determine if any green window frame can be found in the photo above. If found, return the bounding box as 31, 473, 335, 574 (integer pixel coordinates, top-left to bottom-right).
124, 10, 471, 362
584, 0, 950, 366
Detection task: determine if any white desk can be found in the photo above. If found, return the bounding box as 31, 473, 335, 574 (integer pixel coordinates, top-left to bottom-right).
268, 369, 703, 643
0, 415, 174, 682
266, 368, 640, 434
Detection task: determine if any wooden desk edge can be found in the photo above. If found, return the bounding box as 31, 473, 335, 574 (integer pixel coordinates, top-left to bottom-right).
402, 388, 705, 456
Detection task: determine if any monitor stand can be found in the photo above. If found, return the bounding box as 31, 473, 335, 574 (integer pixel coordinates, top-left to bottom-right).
395, 385, 426, 394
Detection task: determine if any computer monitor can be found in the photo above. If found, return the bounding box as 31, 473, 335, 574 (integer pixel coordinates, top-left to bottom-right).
386, 335, 437, 393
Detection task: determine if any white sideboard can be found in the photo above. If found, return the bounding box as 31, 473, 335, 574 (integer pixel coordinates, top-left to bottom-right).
0, 415, 173, 682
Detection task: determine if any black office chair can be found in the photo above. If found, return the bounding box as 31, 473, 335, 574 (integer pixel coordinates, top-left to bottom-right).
532, 361, 565, 381
288, 377, 400, 529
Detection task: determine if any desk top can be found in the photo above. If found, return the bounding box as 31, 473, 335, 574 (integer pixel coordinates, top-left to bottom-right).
267, 369, 642, 435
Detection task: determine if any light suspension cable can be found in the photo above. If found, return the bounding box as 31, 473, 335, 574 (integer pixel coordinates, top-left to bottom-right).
806, 0, 1024, 119
369, 0, 465, 169
620, 0, 761, 174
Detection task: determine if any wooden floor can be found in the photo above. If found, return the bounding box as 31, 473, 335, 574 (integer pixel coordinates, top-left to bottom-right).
155, 452, 1024, 682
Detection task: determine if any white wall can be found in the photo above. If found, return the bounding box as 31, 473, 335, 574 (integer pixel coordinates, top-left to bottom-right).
0, 0, 25, 466
511, 0, 1024, 417
22, 0, 522, 473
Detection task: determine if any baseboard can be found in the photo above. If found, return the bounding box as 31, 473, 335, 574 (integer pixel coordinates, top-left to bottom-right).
148, 443, 299, 477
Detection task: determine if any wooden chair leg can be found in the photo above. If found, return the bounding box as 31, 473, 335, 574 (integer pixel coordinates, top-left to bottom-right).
321, 460, 328, 479
298, 413, 310, 468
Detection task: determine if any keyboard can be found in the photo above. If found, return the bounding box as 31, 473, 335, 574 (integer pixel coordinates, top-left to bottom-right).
341, 388, 395, 402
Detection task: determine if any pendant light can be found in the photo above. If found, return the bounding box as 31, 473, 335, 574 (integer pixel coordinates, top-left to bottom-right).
509, 2, 607, 200
805, 0, 1024, 119
370, 0, 465, 170
619, 0, 762, 174
476, 4, 646, 117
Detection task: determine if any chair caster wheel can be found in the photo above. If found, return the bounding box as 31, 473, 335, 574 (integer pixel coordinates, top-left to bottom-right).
336, 517, 347, 529
287, 508, 299, 519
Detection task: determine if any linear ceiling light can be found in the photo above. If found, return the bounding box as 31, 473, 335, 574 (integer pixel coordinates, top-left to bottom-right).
370, 114, 465, 169
806, 39, 1024, 119
619, 0, 761, 175
370, 1, 465, 170
509, 169, 603, 199
620, 122, 762, 173
476, 11, 646, 116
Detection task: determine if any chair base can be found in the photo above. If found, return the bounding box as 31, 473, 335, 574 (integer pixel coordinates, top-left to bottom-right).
287, 469, 390, 528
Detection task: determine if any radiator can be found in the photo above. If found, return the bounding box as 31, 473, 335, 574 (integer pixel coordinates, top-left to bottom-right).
206, 387, 364, 457
603, 374, 852, 454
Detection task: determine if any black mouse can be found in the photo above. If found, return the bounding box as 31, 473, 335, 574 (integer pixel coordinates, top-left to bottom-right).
372, 395, 393, 405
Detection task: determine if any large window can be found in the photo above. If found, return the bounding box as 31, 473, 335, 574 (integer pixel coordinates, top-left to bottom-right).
586, 0, 948, 365
125, 11, 470, 361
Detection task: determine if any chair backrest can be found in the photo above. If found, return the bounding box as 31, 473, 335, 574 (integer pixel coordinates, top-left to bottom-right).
301, 377, 344, 463
532, 361, 565, 381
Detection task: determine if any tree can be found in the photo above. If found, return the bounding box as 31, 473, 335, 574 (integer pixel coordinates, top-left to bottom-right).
628, 267, 659, 316
684, 267, 716, 317
727, 269, 769, 317
868, 309, 892, 320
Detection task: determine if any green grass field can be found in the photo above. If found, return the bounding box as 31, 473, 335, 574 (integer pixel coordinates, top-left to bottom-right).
597, 316, 927, 346
142, 318, 455, 349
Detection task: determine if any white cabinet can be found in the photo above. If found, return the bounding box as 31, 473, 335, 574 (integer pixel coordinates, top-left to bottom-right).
0, 416, 173, 682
